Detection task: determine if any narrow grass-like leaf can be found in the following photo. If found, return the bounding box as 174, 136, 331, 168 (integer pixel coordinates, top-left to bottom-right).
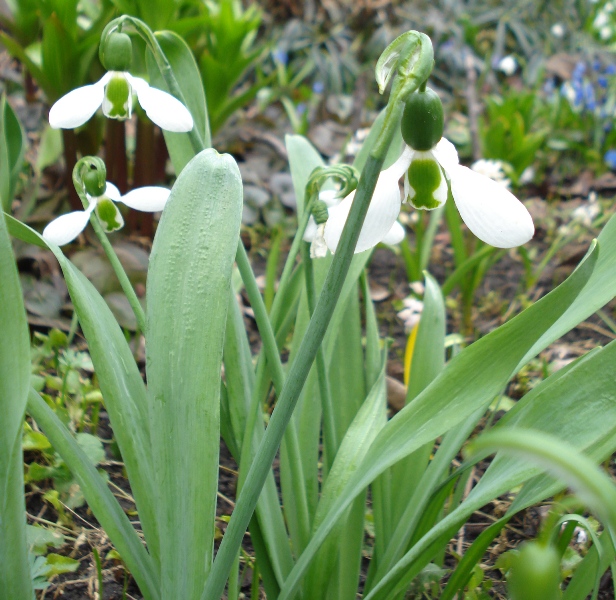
146, 148, 241, 600
146, 30, 210, 173
0, 194, 33, 600
277, 240, 599, 599
26, 391, 159, 600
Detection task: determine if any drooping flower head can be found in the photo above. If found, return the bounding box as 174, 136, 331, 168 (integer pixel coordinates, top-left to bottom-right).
43, 158, 171, 246
324, 86, 534, 254
49, 32, 193, 133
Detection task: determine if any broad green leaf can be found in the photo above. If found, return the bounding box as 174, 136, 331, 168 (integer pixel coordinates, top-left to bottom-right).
26, 391, 159, 600
146, 148, 241, 599
44, 554, 80, 576
0, 179, 33, 599
0, 94, 27, 212
35, 125, 63, 173
146, 30, 210, 174
26, 525, 65, 555
277, 239, 599, 599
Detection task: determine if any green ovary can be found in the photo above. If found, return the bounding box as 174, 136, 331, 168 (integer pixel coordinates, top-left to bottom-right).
103, 75, 131, 119
96, 198, 123, 232
407, 158, 444, 210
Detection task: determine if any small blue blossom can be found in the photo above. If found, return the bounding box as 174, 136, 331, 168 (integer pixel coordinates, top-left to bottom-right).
573, 61, 586, 81
272, 47, 288, 66
296, 103, 306, 116
584, 82, 596, 110
604, 149, 616, 169
312, 81, 325, 94
605, 64, 616, 75
598, 75, 608, 88
593, 59, 602, 72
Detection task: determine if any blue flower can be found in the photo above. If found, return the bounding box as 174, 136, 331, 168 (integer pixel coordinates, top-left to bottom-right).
272, 48, 288, 66
598, 75, 608, 88
605, 64, 616, 75
312, 81, 325, 94
604, 149, 616, 169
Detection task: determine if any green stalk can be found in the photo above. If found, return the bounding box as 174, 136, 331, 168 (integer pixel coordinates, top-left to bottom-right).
235, 242, 312, 549
87, 214, 146, 333
301, 240, 338, 464
200, 82, 406, 600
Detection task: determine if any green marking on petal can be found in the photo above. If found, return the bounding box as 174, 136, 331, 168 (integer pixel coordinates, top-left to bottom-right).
406, 158, 445, 210
102, 74, 131, 120
95, 198, 124, 232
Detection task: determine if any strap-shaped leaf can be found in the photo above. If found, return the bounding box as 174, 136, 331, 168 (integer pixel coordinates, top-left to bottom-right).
146, 148, 241, 599
4, 214, 159, 568
277, 239, 600, 599
146, 30, 211, 174
0, 186, 33, 599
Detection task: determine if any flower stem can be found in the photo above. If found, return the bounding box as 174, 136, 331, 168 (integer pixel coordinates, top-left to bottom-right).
300, 240, 338, 465
88, 215, 146, 333
201, 85, 406, 600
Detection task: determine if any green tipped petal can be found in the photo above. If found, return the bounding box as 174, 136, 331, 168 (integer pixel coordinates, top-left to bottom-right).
405, 153, 447, 210
102, 73, 132, 120
95, 197, 124, 232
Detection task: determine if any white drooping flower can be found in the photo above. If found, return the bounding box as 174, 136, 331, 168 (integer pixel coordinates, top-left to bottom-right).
43, 182, 170, 246
305, 188, 405, 258
397, 296, 424, 333
323, 138, 534, 254
49, 71, 193, 132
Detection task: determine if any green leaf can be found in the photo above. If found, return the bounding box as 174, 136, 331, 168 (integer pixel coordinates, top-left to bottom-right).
146, 30, 210, 174
468, 428, 616, 539
35, 125, 63, 173
4, 214, 159, 569
0, 201, 33, 598
26, 525, 65, 555
44, 554, 80, 576
146, 148, 241, 599
26, 391, 160, 600
277, 239, 600, 600
0, 94, 27, 212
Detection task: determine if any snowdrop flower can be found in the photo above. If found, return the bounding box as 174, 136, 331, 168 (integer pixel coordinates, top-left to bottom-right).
471, 159, 511, 189
551, 23, 566, 38
497, 55, 518, 76
49, 32, 193, 132
43, 182, 170, 246
324, 88, 534, 254
306, 189, 404, 258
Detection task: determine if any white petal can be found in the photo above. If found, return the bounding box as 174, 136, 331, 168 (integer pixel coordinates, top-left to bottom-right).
119, 186, 170, 212
431, 137, 460, 177
104, 182, 122, 202
49, 74, 110, 129
324, 169, 402, 254
381, 221, 405, 245
303, 216, 319, 242
318, 189, 341, 208
42, 202, 96, 246
387, 146, 414, 180
128, 75, 193, 132
310, 224, 328, 258
450, 165, 534, 248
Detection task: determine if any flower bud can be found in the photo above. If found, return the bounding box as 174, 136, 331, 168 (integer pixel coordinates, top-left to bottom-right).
83, 170, 106, 197
102, 32, 133, 72
507, 541, 562, 600
401, 87, 444, 151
